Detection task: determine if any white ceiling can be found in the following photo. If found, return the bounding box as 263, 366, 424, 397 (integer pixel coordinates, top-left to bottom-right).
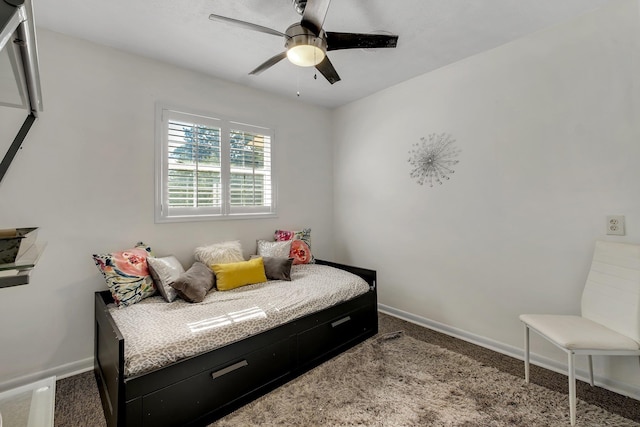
33, 0, 612, 108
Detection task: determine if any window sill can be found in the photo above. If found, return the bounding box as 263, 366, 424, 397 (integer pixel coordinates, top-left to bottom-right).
155, 213, 278, 224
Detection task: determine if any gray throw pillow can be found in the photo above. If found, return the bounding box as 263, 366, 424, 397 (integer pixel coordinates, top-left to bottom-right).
252, 256, 294, 281
170, 262, 215, 303
147, 256, 184, 302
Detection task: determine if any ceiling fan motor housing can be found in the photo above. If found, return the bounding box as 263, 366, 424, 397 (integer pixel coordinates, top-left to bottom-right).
292, 0, 307, 15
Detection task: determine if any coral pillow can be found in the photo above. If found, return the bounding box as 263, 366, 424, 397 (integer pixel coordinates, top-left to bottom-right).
274, 228, 314, 265
93, 242, 156, 307
212, 257, 268, 291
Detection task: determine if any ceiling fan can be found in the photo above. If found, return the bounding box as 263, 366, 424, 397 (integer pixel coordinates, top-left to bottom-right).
208, 0, 399, 84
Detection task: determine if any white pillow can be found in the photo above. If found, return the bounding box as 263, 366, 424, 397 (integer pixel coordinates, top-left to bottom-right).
194, 240, 244, 266
256, 239, 292, 258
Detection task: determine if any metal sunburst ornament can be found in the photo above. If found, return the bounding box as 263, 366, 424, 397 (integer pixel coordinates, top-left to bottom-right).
408, 133, 460, 187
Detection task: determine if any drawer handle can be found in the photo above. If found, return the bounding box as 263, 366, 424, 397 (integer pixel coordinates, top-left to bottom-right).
331, 316, 351, 328
211, 360, 248, 380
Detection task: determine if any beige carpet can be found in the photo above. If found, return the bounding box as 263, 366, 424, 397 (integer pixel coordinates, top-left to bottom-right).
54, 313, 640, 426
212, 331, 638, 426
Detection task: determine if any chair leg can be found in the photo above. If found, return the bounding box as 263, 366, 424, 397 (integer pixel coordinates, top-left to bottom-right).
524, 324, 530, 383
587, 355, 594, 386
568, 352, 576, 426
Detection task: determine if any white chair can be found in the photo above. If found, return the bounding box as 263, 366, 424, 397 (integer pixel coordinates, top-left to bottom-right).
520, 240, 640, 426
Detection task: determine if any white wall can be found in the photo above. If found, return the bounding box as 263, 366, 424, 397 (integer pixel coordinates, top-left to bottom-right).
333, 0, 640, 396
0, 29, 334, 386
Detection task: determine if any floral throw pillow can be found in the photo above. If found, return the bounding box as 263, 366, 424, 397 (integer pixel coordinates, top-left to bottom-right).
274, 228, 314, 265
93, 242, 156, 307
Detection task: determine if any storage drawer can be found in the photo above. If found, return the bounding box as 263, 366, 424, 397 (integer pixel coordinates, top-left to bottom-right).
140, 339, 291, 427
297, 306, 374, 365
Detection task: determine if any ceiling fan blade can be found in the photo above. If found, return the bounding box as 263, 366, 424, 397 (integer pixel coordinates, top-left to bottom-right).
249, 51, 288, 75
209, 14, 287, 38
326, 32, 399, 51
301, 0, 331, 36
315, 55, 341, 84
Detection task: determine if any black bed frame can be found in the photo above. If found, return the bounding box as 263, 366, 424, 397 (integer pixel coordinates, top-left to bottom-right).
94, 260, 378, 427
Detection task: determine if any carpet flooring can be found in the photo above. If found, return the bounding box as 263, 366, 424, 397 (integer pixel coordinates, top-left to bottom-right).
53, 312, 640, 426
213, 331, 637, 426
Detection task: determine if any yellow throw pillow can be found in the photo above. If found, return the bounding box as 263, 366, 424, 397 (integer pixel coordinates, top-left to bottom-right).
211, 257, 268, 291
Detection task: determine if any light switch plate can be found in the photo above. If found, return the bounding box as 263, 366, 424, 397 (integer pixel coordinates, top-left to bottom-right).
606, 215, 625, 236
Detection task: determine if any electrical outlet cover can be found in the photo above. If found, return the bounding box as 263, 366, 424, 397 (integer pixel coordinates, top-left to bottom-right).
606, 215, 625, 236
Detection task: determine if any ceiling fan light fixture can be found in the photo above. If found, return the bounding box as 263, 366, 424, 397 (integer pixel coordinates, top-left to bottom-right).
287, 44, 325, 67
284, 23, 327, 67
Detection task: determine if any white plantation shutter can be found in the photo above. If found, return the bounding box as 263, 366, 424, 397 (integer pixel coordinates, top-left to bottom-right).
156, 106, 276, 222
165, 113, 222, 215
228, 123, 273, 214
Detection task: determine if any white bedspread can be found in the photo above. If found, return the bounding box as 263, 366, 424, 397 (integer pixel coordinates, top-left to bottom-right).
108, 264, 370, 377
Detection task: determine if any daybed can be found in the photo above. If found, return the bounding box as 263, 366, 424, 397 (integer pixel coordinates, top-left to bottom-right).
94, 259, 378, 427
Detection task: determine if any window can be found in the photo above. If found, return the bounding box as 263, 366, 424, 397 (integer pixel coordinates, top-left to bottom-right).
155, 105, 275, 222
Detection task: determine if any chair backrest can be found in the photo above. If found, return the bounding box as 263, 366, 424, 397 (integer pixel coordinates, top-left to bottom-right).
581, 240, 640, 343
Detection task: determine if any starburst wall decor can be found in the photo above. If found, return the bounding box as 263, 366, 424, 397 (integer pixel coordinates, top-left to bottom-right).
408, 133, 461, 187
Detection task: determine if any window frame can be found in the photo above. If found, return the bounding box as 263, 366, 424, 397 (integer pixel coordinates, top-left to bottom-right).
155, 104, 277, 223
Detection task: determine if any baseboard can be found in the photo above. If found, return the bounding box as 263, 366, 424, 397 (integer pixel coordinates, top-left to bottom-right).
0, 357, 93, 393
378, 303, 640, 401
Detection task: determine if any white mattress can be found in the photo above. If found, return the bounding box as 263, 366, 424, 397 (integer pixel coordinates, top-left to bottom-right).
108, 264, 370, 377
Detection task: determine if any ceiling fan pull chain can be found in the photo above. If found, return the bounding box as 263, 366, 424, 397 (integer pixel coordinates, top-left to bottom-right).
313, 48, 317, 80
